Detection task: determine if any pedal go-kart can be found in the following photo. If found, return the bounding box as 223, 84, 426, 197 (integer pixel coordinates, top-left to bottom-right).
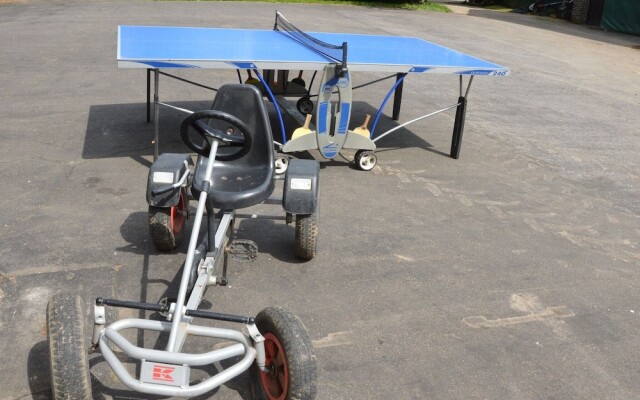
46, 84, 320, 399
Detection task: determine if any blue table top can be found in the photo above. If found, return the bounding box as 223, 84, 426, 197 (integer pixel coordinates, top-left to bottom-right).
118, 25, 509, 75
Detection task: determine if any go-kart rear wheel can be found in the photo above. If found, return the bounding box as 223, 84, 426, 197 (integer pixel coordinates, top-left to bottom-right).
295, 213, 318, 260
148, 189, 187, 251
251, 307, 317, 400
47, 293, 92, 400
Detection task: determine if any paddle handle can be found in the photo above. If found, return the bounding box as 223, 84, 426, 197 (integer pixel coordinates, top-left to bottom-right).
303, 113, 312, 129
360, 114, 371, 129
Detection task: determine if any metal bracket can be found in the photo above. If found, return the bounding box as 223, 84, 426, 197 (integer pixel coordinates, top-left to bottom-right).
91, 304, 106, 347
201, 256, 216, 274
158, 298, 177, 321
246, 324, 267, 372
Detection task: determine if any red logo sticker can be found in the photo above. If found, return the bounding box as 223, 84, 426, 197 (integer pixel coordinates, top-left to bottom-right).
152, 365, 175, 382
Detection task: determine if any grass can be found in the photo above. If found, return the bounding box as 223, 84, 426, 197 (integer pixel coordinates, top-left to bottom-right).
176, 0, 451, 12
483, 4, 514, 12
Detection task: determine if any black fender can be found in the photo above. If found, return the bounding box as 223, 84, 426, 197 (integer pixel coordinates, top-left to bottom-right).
146, 153, 192, 207
283, 159, 319, 214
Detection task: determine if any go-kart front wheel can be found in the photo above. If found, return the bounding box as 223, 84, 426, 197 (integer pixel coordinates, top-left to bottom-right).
47, 293, 92, 400
251, 307, 317, 400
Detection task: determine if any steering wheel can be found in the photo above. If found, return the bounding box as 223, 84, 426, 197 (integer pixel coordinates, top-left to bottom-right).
180, 110, 252, 161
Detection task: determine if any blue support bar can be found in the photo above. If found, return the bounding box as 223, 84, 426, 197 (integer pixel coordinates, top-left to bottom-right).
370, 73, 407, 139
317, 102, 329, 134
253, 69, 287, 145
338, 102, 350, 134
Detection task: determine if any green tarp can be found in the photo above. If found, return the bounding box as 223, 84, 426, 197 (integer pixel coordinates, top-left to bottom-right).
601, 0, 640, 36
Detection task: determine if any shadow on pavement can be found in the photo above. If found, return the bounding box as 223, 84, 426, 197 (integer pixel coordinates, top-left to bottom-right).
27, 341, 51, 400
83, 98, 445, 163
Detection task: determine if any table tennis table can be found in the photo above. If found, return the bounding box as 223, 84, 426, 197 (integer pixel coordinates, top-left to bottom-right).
117, 11, 508, 168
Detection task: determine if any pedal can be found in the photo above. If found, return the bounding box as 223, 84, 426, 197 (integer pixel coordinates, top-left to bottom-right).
158, 297, 176, 320
227, 239, 258, 262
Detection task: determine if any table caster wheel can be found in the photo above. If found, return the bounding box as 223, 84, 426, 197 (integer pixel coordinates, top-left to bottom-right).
354, 150, 377, 171
275, 154, 289, 175
296, 96, 314, 115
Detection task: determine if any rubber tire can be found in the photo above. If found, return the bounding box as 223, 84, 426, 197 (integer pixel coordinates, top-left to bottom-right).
275, 154, 289, 175
251, 307, 317, 400
47, 293, 92, 400
354, 150, 377, 171
296, 97, 314, 115
148, 191, 186, 251
295, 213, 318, 261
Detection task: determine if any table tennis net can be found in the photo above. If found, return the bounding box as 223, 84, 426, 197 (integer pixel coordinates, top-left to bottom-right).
274, 11, 347, 69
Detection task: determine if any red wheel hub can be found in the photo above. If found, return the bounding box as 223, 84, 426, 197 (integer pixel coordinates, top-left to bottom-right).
260, 332, 289, 400
170, 191, 186, 235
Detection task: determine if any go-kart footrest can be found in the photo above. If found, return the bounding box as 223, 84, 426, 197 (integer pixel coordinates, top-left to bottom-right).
227, 239, 258, 262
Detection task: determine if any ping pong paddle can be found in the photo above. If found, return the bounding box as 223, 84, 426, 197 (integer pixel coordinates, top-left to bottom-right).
245, 70, 260, 85
291, 71, 306, 88
353, 114, 371, 138
291, 113, 313, 140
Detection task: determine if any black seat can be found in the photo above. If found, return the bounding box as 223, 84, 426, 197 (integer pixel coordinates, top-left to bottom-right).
191, 84, 275, 210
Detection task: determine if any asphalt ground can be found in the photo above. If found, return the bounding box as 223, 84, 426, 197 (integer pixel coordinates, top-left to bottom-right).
1, 1, 639, 399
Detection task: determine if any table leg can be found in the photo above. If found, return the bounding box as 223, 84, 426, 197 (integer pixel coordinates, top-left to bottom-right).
153, 69, 159, 161
392, 73, 404, 121
146, 69, 151, 123
450, 96, 467, 159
